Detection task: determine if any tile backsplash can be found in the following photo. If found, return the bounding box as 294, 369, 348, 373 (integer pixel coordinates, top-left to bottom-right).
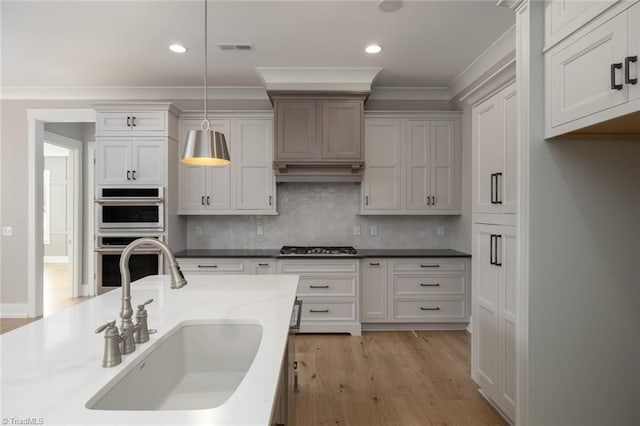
186, 183, 456, 249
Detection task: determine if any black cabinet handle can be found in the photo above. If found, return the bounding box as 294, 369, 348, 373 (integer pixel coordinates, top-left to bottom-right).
197, 265, 218, 268
257, 263, 270, 267
269, 195, 273, 206
495, 234, 502, 267
126, 116, 131, 127
490, 173, 496, 204
309, 285, 329, 289
131, 116, 136, 127
310, 309, 329, 313
420, 264, 440, 268
126, 170, 131, 180
131, 170, 136, 180
625, 56, 638, 85
611, 63, 623, 90
431, 195, 436, 206
201, 196, 205, 206
206, 196, 210, 205
495, 172, 502, 204
420, 283, 440, 287
420, 307, 440, 311
365, 195, 369, 206
369, 262, 380, 266
490, 234, 496, 265
426, 195, 431, 206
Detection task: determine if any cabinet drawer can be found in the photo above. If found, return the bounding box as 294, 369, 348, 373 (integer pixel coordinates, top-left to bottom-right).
394, 275, 465, 296
177, 258, 245, 273
97, 111, 167, 134
394, 298, 466, 321
279, 260, 358, 273
300, 301, 356, 321
297, 276, 356, 297
393, 259, 465, 272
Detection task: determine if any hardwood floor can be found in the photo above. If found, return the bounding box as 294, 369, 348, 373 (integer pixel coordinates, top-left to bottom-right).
292, 331, 507, 426
0, 263, 92, 335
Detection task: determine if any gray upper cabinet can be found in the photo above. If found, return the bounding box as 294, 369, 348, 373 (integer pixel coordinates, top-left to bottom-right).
273, 95, 364, 164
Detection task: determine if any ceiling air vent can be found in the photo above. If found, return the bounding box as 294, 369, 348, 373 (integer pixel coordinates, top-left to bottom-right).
217, 43, 253, 51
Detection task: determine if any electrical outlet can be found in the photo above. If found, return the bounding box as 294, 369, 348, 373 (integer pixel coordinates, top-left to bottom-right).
370, 226, 378, 236
437, 226, 445, 236
195, 226, 203, 236
257, 225, 264, 236
353, 225, 361, 236
2, 226, 13, 237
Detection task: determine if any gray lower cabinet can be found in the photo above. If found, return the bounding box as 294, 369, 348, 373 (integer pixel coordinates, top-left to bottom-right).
360, 258, 471, 329
176, 258, 275, 275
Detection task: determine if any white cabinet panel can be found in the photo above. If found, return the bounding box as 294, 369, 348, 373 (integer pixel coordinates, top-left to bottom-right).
629, 2, 640, 102
96, 111, 166, 134
360, 260, 388, 321
235, 120, 275, 212
501, 86, 518, 214
96, 139, 164, 186
430, 121, 457, 212
545, 0, 620, 49
131, 140, 164, 185
362, 119, 402, 211
406, 120, 430, 211
97, 140, 130, 185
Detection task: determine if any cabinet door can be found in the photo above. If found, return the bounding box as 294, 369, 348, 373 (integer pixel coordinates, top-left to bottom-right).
235, 119, 275, 211
321, 101, 363, 160
178, 119, 230, 212
97, 139, 131, 185
498, 84, 517, 214
629, 3, 640, 102
473, 96, 500, 214
248, 260, 276, 274
362, 118, 402, 211
360, 260, 388, 321
545, 0, 619, 48
96, 112, 132, 133
129, 111, 166, 132
430, 120, 458, 212
131, 140, 164, 185
275, 101, 317, 160
405, 121, 431, 211
472, 223, 500, 399
498, 226, 517, 420
205, 121, 232, 211
548, 11, 628, 128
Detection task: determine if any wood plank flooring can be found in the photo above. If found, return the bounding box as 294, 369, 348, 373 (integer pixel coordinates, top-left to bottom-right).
291, 331, 507, 426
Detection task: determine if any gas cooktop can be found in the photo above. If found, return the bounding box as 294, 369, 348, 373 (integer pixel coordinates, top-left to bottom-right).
279, 246, 358, 256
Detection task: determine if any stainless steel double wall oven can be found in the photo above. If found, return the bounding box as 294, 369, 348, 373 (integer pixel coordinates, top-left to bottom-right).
95, 187, 165, 294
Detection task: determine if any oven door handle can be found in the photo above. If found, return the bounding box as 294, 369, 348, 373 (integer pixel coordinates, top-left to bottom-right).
95, 198, 163, 205
94, 247, 162, 254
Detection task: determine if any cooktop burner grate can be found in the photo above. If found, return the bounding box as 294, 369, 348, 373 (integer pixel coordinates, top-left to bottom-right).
279, 246, 358, 256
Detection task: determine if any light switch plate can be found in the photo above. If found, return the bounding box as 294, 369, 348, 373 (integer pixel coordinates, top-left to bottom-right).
195, 226, 203, 236
370, 226, 378, 236
2, 226, 12, 237
437, 226, 445, 236
353, 225, 360, 236
257, 225, 264, 236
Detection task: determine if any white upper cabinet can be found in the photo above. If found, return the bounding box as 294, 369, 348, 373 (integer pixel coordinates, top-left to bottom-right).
545, 1, 640, 138
96, 138, 164, 186
96, 111, 167, 135
178, 114, 276, 215
545, 0, 620, 50
473, 82, 517, 216
362, 113, 461, 215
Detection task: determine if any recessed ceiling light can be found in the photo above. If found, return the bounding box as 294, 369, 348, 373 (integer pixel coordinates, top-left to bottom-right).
169, 44, 187, 53
365, 44, 382, 54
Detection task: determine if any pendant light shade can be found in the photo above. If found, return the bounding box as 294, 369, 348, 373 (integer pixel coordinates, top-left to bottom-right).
180, 0, 230, 167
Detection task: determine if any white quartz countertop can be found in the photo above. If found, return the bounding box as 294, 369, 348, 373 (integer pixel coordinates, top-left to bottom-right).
0, 274, 299, 426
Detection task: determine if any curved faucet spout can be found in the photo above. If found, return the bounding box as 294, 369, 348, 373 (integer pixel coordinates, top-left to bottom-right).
118, 238, 187, 353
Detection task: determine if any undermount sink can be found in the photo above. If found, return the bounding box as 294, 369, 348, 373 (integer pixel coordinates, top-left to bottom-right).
86, 321, 263, 410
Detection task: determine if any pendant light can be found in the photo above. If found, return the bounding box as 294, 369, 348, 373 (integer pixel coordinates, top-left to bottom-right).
181, 0, 230, 166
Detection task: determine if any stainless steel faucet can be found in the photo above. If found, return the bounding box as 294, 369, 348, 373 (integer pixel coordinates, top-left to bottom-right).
97, 238, 187, 367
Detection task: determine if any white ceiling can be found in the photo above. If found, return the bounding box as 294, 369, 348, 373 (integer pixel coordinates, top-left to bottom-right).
1, 0, 515, 97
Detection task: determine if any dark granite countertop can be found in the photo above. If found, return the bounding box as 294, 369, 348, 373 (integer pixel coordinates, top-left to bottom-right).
175, 248, 470, 258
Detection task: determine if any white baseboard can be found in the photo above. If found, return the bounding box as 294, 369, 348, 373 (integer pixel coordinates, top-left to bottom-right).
362, 322, 469, 332
467, 316, 473, 333
0, 303, 34, 318
44, 256, 68, 264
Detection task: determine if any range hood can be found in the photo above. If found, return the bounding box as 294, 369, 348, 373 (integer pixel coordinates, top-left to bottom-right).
257, 68, 381, 183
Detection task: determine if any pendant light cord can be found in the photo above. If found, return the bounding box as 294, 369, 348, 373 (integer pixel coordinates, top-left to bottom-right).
203, 0, 209, 128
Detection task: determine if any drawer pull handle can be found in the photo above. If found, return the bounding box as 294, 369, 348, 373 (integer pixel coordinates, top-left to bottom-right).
420, 264, 440, 268
420, 307, 440, 311
257, 263, 270, 267
625, 56, 638, 85
197, 265, 218, 268
369, 262, 380, 266
309, 285, 329, 289
420, 283, 440, 287
310, 309, 329, 313
611, 62, 623, 90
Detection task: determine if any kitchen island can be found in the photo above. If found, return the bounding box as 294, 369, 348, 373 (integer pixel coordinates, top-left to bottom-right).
0, 274, 299, 425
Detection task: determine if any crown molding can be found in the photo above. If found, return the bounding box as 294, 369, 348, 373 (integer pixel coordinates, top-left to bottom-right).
458, 58, 516, 106
1, 86, 269, 101
368, 87, 451, 101
447, 24, 516, 100
256, 67, 382, 93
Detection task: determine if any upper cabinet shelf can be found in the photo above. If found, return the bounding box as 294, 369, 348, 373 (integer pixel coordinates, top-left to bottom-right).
545, 0, 639, 138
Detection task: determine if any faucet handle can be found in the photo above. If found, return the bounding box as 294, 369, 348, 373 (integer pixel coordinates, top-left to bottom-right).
95, 320, 118, 334
137, 298, 154, 310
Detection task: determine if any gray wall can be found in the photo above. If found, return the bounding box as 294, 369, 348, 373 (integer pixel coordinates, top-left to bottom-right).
528, 137, 640, 425
43, 155, 68, 257
187, 183, 458, 249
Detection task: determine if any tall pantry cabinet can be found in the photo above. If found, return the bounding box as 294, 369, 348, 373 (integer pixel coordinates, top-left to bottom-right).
471, 81, 517, 422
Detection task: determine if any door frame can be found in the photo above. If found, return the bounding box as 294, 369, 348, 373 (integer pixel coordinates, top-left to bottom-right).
27, 109, 95, 317
42, 131, 83, 299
